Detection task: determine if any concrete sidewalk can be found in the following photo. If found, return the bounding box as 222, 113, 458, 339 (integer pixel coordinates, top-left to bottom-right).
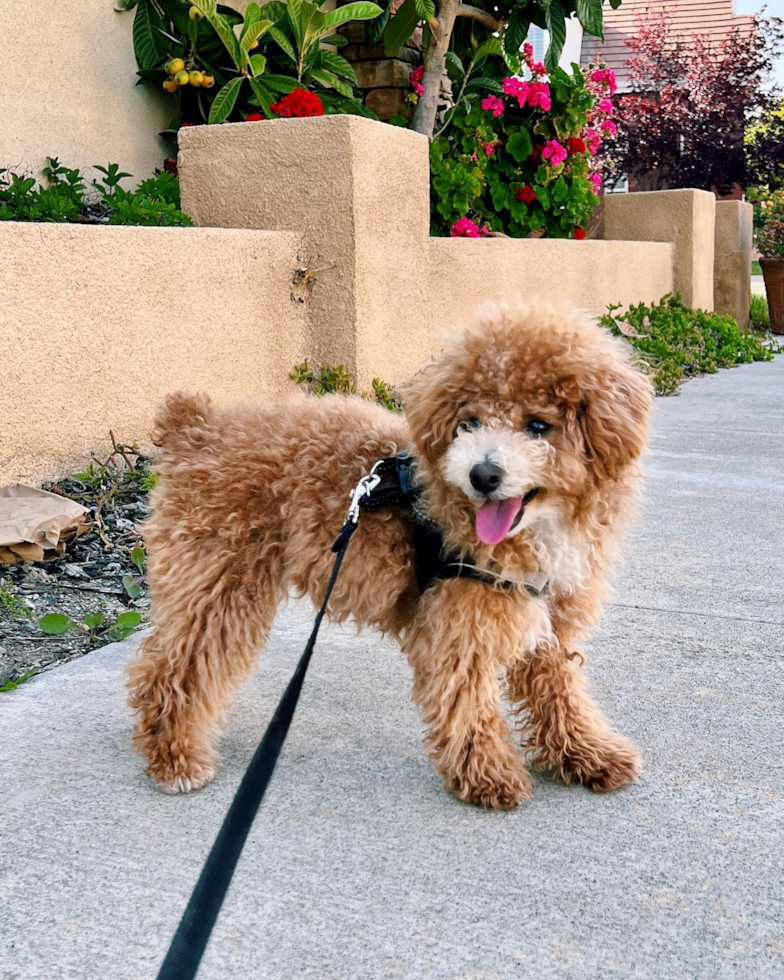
3, 358, 783, 980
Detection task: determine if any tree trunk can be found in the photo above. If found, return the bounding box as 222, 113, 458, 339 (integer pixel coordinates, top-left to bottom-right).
411, 0, 460, 138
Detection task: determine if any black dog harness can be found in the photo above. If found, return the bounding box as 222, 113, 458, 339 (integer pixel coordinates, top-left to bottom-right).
155, 454, 547, 980
357, 453, 548, 598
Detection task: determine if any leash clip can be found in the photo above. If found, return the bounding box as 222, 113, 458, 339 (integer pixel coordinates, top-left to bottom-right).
345, 460, 384, 524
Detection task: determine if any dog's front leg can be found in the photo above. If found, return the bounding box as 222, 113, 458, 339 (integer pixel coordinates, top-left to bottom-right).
507, 641, 641, 794
402, 580, 534, 810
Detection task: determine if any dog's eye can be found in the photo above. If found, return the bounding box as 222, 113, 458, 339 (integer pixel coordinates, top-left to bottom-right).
526, 418, 552, 437
457, 417, 482, 433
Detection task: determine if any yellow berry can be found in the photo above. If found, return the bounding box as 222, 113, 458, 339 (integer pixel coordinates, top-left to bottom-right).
189, 6, 205, 19
162, 78, 178, 93
169, 58, 186, 74
188, 70, 204, 86
249, 39, 259, 50
201, 74, 215, 88
174, 70, 190, 86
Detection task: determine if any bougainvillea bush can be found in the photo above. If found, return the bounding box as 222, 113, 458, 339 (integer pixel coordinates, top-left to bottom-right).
429, 44, 615, 239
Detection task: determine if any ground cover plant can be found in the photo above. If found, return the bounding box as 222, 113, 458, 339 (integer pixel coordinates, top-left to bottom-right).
119, 0, 382, 128
0, 158, 190, 226
600, 294, 781, 395
750, 293, 770, 330
0, 439, 153, 687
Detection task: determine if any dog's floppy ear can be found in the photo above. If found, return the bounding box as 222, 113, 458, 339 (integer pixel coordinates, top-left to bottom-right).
579, 360, 652, 481
403, 357, 463, 463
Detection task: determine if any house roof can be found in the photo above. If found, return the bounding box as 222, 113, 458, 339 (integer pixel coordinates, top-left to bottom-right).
581, 0, 756, 90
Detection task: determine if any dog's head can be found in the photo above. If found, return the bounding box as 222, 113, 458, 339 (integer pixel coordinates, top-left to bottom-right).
404, 300, 652, 565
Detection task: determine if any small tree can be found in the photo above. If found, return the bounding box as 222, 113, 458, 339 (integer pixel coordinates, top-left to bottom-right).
609, 10, 784, 195
378, 0, 622, 138
746, 100, 784, 190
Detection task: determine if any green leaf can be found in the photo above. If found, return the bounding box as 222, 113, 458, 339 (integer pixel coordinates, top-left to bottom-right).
248, 53, 268, 76
239, 19, 273, 69
132, 0, 158, 70
465, 77, 503, 94
507, 129, 533, 163
310, 68, 354, 97
115, 612, 143, 630
321, 32, 350, 46
130, 545, 146, 574
609, 0, 622, 8
414, 0, 435, 21
260, 1, 288, 25
192, 0, 241, 63
504, 8, 529, 62
318, 50, 357, 82
122, 575, 142, 600
474, 37, 503, 60
366, 4, 390, 44
248, 77, 275, 117
552, 176, 569, 202
322, 2, 382, 30
286, 0, 307, 48
39, 613, 74, 635
445, 51, 464, 77
545, 0, 567, 73
83, 612, 104, 631
383, 0, 418, 57
258, 73, 301, 94
269, 26, 297, 62
208, 76, 244, 123
242, 1, 262, 28
576, 0, 603, 38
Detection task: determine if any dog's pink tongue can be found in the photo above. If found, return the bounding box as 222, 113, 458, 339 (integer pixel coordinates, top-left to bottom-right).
475, 497, 523, 545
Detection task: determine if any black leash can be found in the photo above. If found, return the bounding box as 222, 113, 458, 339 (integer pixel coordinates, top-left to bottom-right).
155, 499, 367, 980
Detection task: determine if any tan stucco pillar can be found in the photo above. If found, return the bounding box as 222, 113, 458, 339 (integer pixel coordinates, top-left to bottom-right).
605, 189, 716, 310
179, 115, 430, 384
714, 201, 753, 328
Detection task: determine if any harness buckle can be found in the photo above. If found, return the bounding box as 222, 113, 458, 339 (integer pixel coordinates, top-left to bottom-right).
345, 460, 384, 524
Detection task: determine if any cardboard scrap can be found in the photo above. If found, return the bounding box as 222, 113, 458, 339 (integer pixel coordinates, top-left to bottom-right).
0, 484, 91, 564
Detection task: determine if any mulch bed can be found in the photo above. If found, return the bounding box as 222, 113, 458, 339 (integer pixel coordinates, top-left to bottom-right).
0, 444, 153, 687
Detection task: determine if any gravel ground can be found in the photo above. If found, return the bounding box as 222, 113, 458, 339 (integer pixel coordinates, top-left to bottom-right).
0, 446, 152, 686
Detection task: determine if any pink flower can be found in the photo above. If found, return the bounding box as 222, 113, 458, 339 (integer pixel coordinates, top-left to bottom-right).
482, 141, 494, 156
481, 94, 504, 117
589, 172, 602, 195
410, 65, 424, 97
471, 152, 478, 162
600, 119, 617, 137
523, 42, 534, 59
502, 76, 528, 107
530, 61, 547, 76
526, 81, 551, 111
591, 67, 617, 96
450, 217, 489, 238
583, 127, 601, 155
598, 98, 614, 116
541, 139, 567, 167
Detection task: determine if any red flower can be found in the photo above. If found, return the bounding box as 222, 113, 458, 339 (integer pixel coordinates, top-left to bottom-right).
410, 65, 424, 97
270, 89, 324, 118
566, 136, 586, 154
180, 121, 195, 128
163, 158, 178, 175
245, 112, 264, 121
529, 140, 545, 163
515, 185, 537, 203
573, 227, 586, 240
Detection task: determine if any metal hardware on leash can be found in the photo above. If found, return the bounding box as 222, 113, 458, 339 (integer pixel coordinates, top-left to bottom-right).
345, 460, 384, 524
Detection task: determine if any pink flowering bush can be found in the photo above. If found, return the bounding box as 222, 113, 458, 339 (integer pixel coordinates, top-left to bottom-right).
430, 47, 617, 239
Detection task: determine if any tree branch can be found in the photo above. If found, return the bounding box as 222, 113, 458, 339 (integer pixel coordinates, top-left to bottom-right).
456, 4, 503, 32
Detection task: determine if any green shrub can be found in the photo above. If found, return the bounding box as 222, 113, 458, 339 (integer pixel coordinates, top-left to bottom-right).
750, 293, 770, 329
291, 362, 403, 410
0, 158, 192, 226
600, 294, 782, 395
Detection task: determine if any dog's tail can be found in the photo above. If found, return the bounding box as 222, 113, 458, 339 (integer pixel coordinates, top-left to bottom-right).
152, 391, 217, 454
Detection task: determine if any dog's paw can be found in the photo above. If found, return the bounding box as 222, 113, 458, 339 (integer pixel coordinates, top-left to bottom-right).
146, 749, 216, 795
447, 741, 533, 811
549, 733, 641, 794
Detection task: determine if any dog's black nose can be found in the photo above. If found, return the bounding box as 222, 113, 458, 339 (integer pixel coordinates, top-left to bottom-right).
469, 460, 504, 495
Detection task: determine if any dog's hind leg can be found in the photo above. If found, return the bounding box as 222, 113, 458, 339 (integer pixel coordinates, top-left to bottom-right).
126, 541, 283, 793
507, 643, 641, 794
403, 580, 533, 810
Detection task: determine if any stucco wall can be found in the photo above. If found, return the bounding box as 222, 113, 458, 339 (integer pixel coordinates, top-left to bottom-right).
714, 201, 753, 329
0, 0, 169, 181
0, 223, 308, 485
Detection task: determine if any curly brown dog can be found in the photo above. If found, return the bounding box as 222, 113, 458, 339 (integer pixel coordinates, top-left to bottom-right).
127, 299, 652, 810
